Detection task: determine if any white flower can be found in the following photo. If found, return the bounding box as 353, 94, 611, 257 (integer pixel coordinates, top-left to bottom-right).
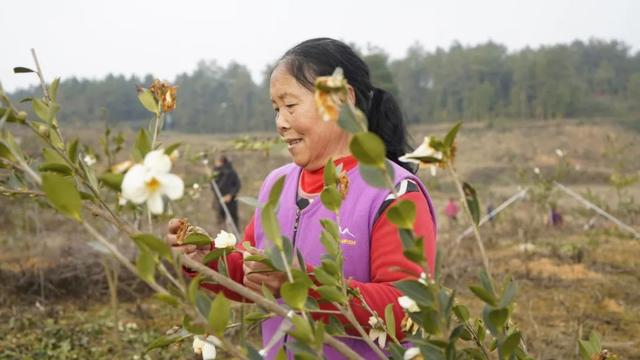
418, 272, 428, 285
169, 149, 180, 161
118, 195, 128, 206
399, 136, 442, 175
367, 316, 387, 349
398, 296, 420, 313
533, 167, 541, 175
121, 150, 184, 214
193, 183, 200, 190
404, 347, 422, 360
193, 336, 218, 360
83, 154, 96, 166
214, 230, 237, 248
555, 149, 564, 158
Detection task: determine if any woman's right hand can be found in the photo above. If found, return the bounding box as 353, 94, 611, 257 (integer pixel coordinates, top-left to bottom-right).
166, 218, 211, 264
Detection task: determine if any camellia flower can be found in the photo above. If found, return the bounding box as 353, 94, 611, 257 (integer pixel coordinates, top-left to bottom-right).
214, 230, 237, 249
193, 335, 218, 360
398, 296, 420, 313
399, 136, 443, 176
315, 68, 348, 122
83, 154, 96, 166
121, 150, 184, 214
403, 347, 423, 360
367, 316, 387, 349
149, 80, 177, 113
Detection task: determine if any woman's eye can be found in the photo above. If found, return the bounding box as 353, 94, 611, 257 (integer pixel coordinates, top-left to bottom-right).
273, 107, 280, 113
285, 103, 296, 109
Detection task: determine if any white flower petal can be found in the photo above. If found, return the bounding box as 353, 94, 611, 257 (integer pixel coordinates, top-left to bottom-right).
122, 165, 149, 204
378, 332, 387, 349
144, 150, 172, 173
202, 341, 217, 360
214, 230, 237, 248
147, 192, 164, 214
157, 173, 184, 200
404, 347, 421, 360
193, 337, 204, 354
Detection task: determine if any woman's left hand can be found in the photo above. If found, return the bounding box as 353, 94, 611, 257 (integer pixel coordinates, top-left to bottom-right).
242, 248, 288, 297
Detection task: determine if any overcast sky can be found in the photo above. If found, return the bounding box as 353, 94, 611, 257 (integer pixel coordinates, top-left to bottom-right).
2, 0, 638, 92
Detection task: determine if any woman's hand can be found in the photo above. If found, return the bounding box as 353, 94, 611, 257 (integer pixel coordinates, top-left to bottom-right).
165, 218, 211, 264
242, 248, 287, 297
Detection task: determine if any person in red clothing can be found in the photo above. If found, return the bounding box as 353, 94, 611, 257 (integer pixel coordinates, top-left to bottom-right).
166, 38, 436, 357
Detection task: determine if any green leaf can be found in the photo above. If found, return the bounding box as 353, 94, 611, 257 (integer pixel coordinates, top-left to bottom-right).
358, 160, 394, 189
395, 280, 433, 306
478, 269, 496, 296
444, 122, 462, 148
315, 285, 347, 304
578, 339, 598, 360
134, 128, 151, 160
152, 292, 179, 308
208, 293, 230, 336
99, 172, 124, 192
49, 78, 60, 101
67, 138, 79, 164
499, 277, 518, 308
132, 233, 172, 260
136, 249, 156, 282
143, 328, 190, 354
32, 98, 51, 123
182, 315, 205, 335
183, 232, 212, 246
164, 142, 182, 155
463, 182, 480, 225
289, 315, 313, 342
13, 67, 35, 73
41, 172, 82, 222
499, 331, 521, 358
38, 162, 72, 175
386, 200, 416, 229
188, 274, 203, 303
268, 175, 286, 205
487, 307, 509, 334
261, 203, 283, 249
385, 303, 396, 339
589, 331, 601, 352
320, 186, 342, 212
138, 88, 159, 114
323, 158, 338, 186
0, 141, 14, 161
350, 132, 386, 167
281, 281, 309, 310
326, 316, 346, 336
453, 304, 470, 322
313, 267, 339, 287
469, 285, 497, 306
202, 247, 232, 264
337, 105, 361, 133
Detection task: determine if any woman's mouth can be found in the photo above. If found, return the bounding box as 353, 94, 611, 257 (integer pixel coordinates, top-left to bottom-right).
285, 138, 303, 148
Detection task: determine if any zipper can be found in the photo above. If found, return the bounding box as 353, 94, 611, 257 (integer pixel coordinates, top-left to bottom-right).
291, 207, 302, 248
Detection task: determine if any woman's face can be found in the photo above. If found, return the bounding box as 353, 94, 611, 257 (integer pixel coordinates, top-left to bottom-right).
270, 63, 350, 171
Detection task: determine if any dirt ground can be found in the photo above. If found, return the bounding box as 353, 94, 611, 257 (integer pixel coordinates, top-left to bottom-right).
1, 119, 639, 359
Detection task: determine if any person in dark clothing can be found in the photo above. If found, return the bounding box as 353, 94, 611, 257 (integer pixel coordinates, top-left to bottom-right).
211, 155, 241, 229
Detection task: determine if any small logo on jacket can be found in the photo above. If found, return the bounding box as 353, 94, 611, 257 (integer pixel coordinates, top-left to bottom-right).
339, 226, 356, 246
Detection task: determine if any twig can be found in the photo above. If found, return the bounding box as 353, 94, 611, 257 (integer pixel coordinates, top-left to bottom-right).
30, 49, 50, 102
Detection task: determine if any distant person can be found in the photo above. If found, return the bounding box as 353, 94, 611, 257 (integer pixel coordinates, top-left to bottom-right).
549, 205, 563, 227
444, 198, 460, 226
211, 155, 241, 229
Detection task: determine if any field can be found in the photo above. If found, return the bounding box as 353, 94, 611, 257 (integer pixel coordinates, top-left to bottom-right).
1, 119, 639, 359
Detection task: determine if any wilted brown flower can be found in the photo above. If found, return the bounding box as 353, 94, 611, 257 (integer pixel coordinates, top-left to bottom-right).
338, 171, 349, 200
314, 68, 348, 122
149, 80, 177, 113
175, 218, 190, 245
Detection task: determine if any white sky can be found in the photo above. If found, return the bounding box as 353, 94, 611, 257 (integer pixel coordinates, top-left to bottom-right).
2, 0, 638, 92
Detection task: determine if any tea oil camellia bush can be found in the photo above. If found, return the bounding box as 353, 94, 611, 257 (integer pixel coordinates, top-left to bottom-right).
1, 53, 619, 359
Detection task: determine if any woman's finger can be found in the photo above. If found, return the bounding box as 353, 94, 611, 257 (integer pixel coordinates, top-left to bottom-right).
167, 218, 182, 234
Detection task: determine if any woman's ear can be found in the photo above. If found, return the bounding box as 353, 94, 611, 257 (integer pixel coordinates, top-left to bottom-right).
346, 85, 356, 106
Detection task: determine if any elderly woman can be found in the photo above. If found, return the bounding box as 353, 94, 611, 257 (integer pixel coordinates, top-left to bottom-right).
167, 38, 436, 359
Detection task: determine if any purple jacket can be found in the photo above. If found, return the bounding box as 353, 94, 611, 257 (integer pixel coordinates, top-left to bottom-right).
253, 160, 436, 359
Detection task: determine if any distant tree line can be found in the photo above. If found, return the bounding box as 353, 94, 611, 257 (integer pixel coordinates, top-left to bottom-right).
10, 39, 640, 132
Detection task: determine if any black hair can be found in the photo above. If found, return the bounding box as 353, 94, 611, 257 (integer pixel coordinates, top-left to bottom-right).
278, 37, 414, 172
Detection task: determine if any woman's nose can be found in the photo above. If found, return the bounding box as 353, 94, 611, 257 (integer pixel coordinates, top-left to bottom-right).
275, 111, 291, 133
